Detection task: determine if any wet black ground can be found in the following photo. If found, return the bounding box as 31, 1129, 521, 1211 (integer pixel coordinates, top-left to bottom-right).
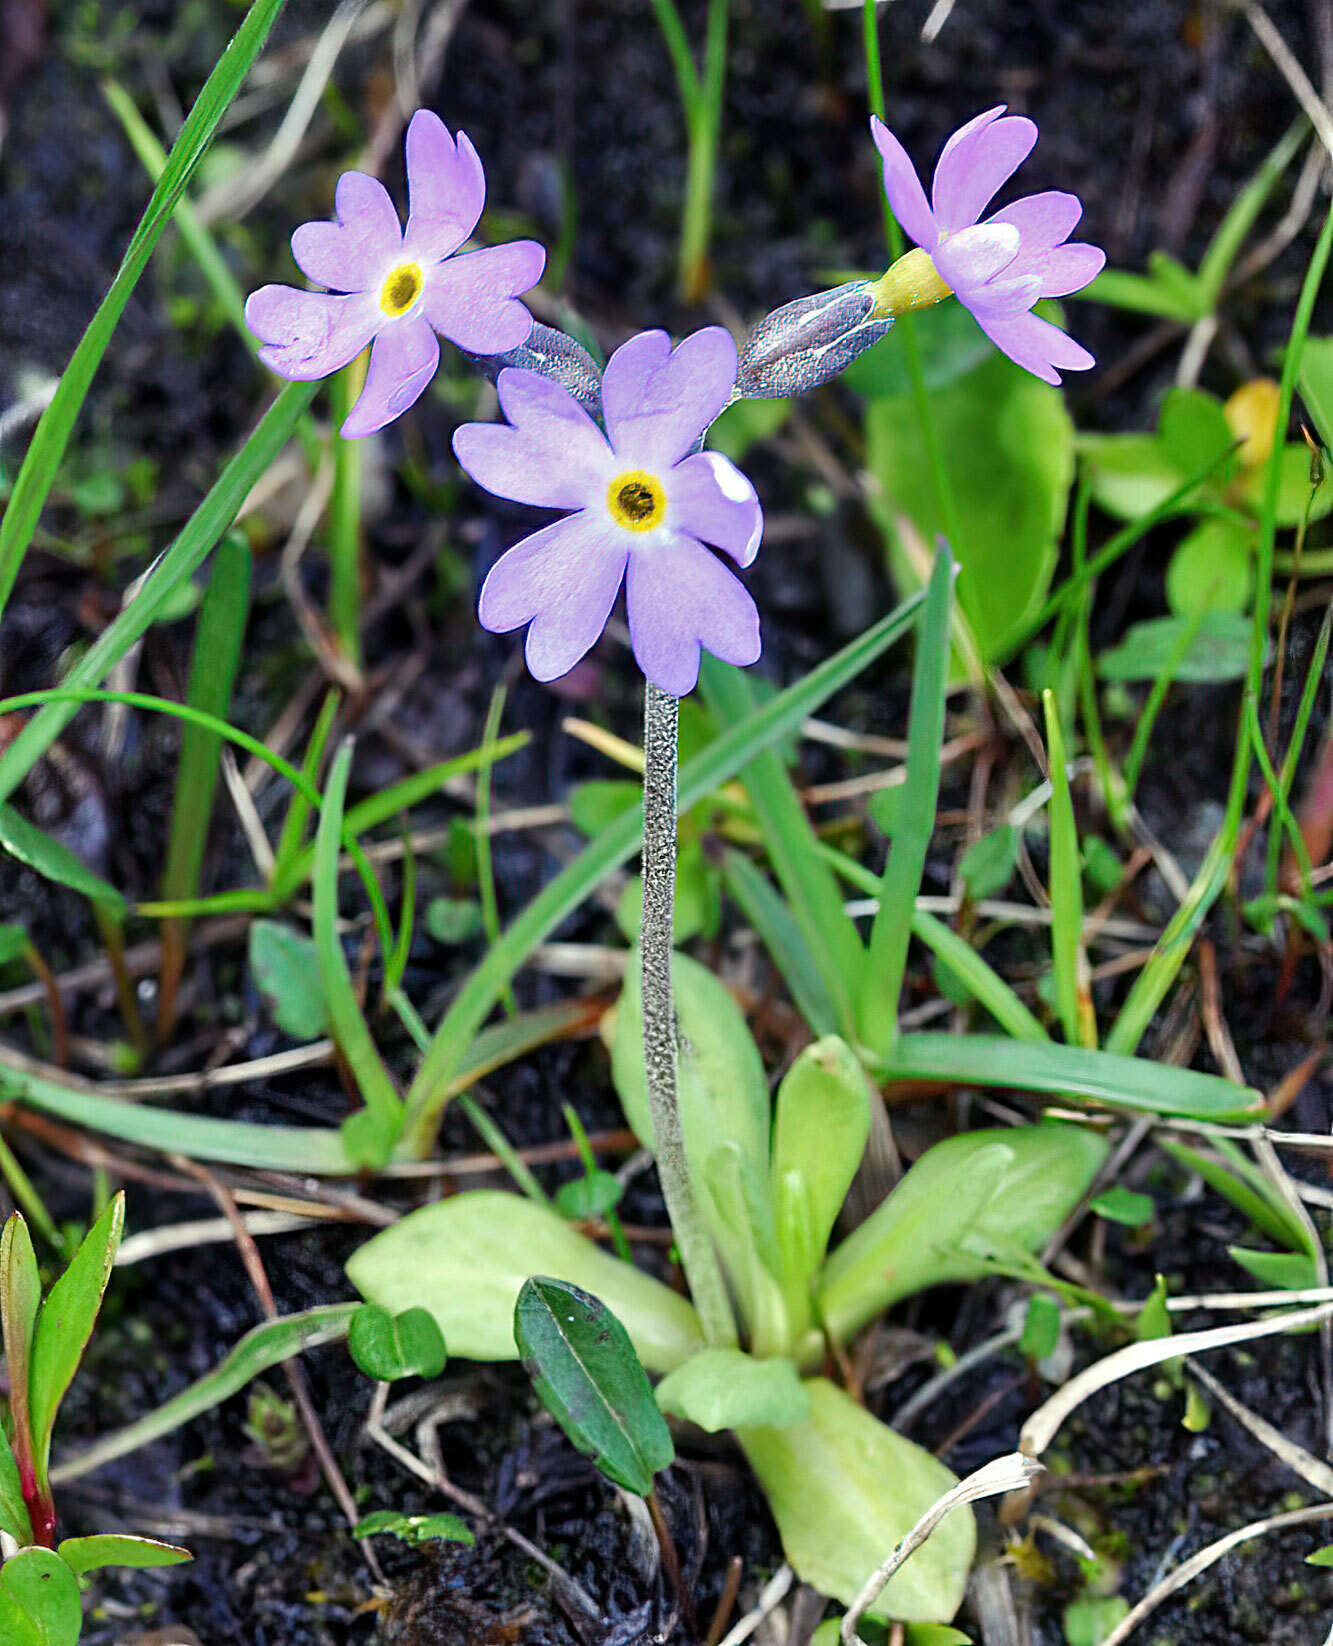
3, 0, 1333, 1641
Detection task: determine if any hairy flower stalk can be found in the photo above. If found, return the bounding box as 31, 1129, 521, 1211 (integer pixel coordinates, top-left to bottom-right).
641, 683, 737, 1346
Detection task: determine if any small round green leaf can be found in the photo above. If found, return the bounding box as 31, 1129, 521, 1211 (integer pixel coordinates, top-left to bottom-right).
355, 1509, 473, 1546
348, 1303, 447, 1382
554, 1170, 624, 1222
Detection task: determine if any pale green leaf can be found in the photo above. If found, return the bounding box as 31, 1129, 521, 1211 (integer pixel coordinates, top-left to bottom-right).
656, 1348, 811, 1432
739, 1379, 971, 1620
347, 1192, 703, 1374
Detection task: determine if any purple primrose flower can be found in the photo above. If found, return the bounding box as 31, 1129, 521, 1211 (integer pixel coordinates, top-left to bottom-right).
870, 106, 1105, 384
454, 327, 763, 696
245, 111, 545, 438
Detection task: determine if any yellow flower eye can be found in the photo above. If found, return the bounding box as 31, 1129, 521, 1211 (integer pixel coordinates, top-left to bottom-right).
607, 470, 666, 532
379, 262, 425, 318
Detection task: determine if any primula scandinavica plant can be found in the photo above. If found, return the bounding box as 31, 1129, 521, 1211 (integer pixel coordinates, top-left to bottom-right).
243, 98, 1112, 1626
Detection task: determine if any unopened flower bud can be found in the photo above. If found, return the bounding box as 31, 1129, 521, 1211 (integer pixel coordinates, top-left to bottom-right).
735, 282, 893, 398
465, 322, 603, 416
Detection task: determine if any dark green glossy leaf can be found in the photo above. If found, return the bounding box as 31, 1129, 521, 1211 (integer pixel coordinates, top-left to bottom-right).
514, 1276, 674, 1497
348, 1303, 447, 1382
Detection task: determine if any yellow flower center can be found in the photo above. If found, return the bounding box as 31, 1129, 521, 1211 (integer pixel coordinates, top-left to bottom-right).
379, 262, 425, 318
866, 246, 953, 321
607, 470, 666, 532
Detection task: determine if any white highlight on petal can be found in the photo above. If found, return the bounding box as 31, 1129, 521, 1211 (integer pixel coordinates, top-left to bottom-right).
703, 451, 755, 502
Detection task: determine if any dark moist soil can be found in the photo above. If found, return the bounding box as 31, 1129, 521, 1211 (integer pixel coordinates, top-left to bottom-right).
3, 1, 1333, 1642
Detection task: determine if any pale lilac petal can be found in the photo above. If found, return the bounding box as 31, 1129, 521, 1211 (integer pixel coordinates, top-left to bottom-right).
421, 240, 544, 355
290, 171, 402, 292
988, 190, 1083, 252
963, 272, 1044, 315
869, 116, 937, 249
602, 328, 737, 468
932, 110, 1037, 234
1029, 241, 1106, 297
245, 286, 379, 380
478, 512, 629, 680
936, 105, 1008, 170
453, 369, 614, 509
933, 222, 1021, 297
971, 306, 1095, 384
625, 536, 761, 696
402, 111, 487, 262
341, 315, 440, 437
667, 451, 763, 567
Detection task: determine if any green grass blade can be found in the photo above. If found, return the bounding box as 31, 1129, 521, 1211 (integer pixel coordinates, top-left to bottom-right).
475, 686, 516, 1017
1196, 120, 1306, 310
271, 690, 340, 897
101, 77, 249, 337
1122, 602, 1210, 805
0, 1061, 353, 1172
721, 848, 838, 1036
1018, 443, 1240, 645
1107, 194, 1333, 1056
158, 533, 252, 1036
314, 742, 404, 1165
0, 0, 291, 622
700, 658, 866, 1042
860, 542, 953, 1059
909, 909, 1048, 1043
327, 365, 363, 667
51, 1305, 357, 1486
884, 1034, 1261, 1120
0, 381, 318, 807
1042, 689, 1094, 1048
401, 591, 925, 1151
0, 1001, 591, 1175
0, 688, 315, 807
1266, 602, 1331, 896
817, 842, 1048, 1043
